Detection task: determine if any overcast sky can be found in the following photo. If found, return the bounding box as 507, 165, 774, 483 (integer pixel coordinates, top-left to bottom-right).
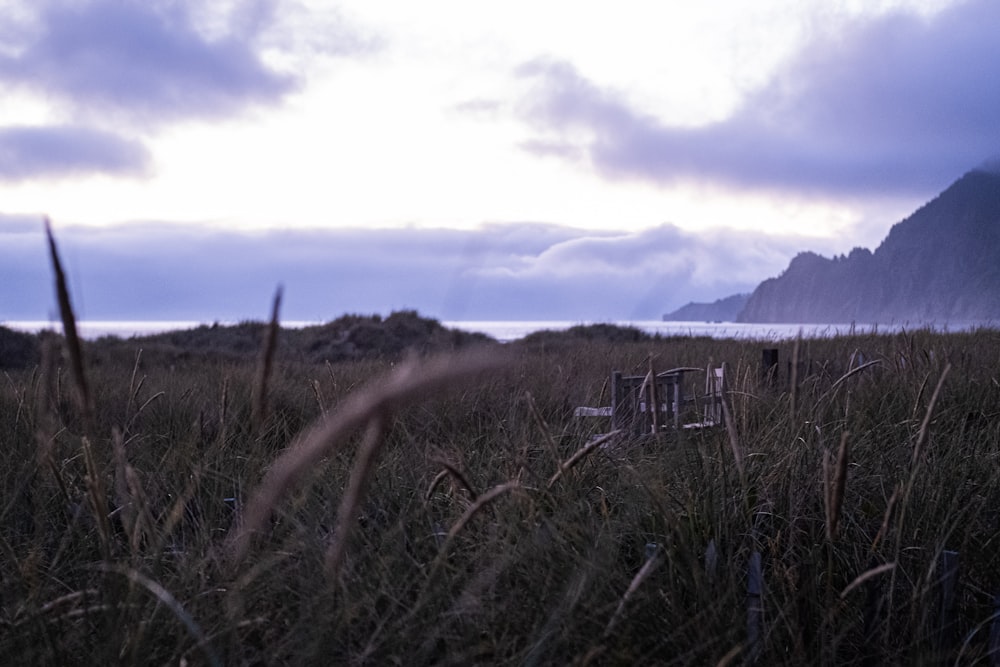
3, 0, 999, 323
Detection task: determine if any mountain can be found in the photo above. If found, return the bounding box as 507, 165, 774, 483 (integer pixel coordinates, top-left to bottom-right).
737, 168, 1000, 324
663, 293, 749, 322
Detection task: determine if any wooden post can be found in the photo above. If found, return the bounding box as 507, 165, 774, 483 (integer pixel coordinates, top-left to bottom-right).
648, 359, 659, 435
611, 371, 624, 433
672, 374, 683, 429
762, 349, 779, 386
704, 539, 718, 585
747, 550, 763, 664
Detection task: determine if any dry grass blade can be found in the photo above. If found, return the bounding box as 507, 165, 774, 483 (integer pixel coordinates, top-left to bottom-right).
911, 363, 950, 468
840, 562, 896, 599
125, 348, 144, 424
418, 480, 521, 591
404, 481, 522, 638
910, 371, 931, 422
818, 360, 883, 406
826, 432, 850, 542
154, 464, 204, 553
425, 469, 450, 502
714, 644, 744, 667
112, 428, 154, 555
444, 481, 519, 544
81, 436, 113, 560
126, 392, 164, 436
112, 427, 137, 548
44, 217, 92, 427
228, 347, 506, 565
218, 378, 230, 447
822, 448, 831, 528
871, 484, 900, 551
720, 392, 745, 482
889, 363, 951, 614
35, 336, 72, 506
603, 551, 660, 638
311, 379, 327, 419
34, 589, 100, 617
9, 589, 103, 628
324, 415, 385, 580
548, 430, 623, 488
97, 564, 222, 667
525, 391, 561, 468
790, 333, 801, 417
427, 460, 479, 502
829, 360, 882, 393
252, 286, 282, 431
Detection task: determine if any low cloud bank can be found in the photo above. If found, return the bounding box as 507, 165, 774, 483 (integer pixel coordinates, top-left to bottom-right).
2, 219, 837, 322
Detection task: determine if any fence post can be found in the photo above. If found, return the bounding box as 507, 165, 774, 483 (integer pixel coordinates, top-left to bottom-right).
705, 539, 718, 586
611, 371, 624, 432
647, 359, 659, 435
761, 349, 778, 386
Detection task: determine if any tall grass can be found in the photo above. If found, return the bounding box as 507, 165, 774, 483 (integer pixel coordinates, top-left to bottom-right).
2, 235, 999, 662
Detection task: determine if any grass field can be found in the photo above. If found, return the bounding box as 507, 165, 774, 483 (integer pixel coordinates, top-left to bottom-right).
2, 224, 998, 665
3, 312, 1000, 664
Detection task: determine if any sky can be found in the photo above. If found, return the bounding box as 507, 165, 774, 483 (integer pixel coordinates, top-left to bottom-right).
3, 0, 1000, 323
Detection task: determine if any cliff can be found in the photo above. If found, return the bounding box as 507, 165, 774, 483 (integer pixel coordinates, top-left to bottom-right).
737, 168, 1000, 323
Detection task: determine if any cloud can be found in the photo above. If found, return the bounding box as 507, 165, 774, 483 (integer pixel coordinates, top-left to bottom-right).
517, 0, 1000, 198
261, 2, 382, 59
2, 220, 835, 322
0, 0, 298, 124
0, 125, 150, 181
0, 1, 377, 180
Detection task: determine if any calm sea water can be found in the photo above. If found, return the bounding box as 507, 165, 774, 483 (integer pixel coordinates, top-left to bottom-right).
3, 319, 901, 342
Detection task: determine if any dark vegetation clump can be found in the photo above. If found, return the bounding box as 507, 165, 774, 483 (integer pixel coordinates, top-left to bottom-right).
0, 325, 40, 369
520, 322, 655, 347
78, 309, 497, 369
4, 317, 1000, 664
288, 309, 496, 363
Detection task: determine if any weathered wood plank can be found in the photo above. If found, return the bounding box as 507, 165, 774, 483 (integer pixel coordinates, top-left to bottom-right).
573, 406, 612, 417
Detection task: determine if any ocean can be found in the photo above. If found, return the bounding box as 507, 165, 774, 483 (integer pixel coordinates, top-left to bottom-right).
3, 319, 898, 342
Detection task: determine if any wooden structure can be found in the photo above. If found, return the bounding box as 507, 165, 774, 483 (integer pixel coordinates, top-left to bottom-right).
575, 366, 725, 437
610, 370, 685, 436
689, 365, 725, 428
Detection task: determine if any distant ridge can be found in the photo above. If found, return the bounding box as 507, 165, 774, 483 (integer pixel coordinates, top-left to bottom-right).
736, 168, 1000, 324
663, 293, 749, 322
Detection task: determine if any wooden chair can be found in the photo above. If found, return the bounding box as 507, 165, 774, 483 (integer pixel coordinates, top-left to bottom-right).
574, 366, 718, 437
610, 370, 681, 436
